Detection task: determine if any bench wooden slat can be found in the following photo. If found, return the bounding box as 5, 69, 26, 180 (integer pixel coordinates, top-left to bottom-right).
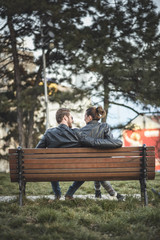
9, 158, 155, 174
9, 146, 155, 154
9, 171, 155, 182
9, 172, 154, 181
10, 172, 155, 182
9, 156, 155, 165
9, 152, 155, 160
25, 151, 154, 157
10, 166, 154, 174
9, 161, 155, 169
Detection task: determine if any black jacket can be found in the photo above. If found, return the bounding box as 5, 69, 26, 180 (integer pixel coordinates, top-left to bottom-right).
36, 124, 81, 148
80, 120, 122, 149
36, 123, 122, 149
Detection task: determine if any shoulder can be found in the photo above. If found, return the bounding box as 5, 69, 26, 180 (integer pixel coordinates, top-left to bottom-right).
46, 127, 57, 133
44, 127, 60, 137
72, 127, 80, 133
100, 122, 109, 127
99, 122, 111, 131
98, 122, 109, 128
47, 125, 69, 132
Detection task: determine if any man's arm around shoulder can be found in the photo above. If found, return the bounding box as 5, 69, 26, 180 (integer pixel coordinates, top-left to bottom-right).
80, 133, 122, 149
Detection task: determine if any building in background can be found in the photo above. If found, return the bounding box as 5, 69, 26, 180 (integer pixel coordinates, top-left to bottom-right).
123, 115, 160, 172
39, 79, 91, 129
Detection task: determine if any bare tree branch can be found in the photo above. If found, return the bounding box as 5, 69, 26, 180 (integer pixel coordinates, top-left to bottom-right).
109, 101, 140, 114
112, 111, 160, 130
0, 22, 8, 31
0, 60, 13, 70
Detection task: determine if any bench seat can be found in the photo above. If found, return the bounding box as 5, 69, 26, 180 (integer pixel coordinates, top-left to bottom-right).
9, 145, 155, 206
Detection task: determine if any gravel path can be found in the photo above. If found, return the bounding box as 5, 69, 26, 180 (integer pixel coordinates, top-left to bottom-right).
0, 194, 141, 202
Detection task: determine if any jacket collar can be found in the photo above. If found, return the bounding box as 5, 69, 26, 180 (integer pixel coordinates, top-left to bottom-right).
58, 124, 70, 129
87, 120, 99, 125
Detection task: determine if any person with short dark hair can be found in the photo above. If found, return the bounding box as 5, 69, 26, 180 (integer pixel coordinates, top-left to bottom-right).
36, 108, 79, 199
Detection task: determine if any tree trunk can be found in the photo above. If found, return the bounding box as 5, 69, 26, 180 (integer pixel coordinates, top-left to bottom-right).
26, 110, 34, 148
7, 15, 25, 147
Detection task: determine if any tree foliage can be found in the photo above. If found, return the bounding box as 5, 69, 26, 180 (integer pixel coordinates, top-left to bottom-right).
0, 0, 160, 150
70, 0, 160, 122
0, 0, 50, 148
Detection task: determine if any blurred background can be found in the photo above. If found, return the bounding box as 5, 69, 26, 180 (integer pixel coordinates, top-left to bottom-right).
0, 0, 160, 172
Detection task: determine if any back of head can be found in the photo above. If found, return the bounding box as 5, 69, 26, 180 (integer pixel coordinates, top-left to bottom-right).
56, 108, 70, 124
86, 106, 106, 120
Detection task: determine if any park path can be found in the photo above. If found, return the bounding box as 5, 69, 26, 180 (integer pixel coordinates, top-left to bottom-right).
0, 194, 141, 202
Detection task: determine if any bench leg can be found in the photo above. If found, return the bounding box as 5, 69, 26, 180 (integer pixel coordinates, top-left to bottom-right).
19, 188, 23, 206
23, 181, 26, 196
140, 144, 148, 206
19, 179, 26, 206
19, 179, 23, 206
17, 146, 25, 206
19, 180, 26, 206
139, 178, 148, 206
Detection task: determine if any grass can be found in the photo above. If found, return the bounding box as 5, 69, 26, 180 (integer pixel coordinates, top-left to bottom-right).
0, 173, 160, 240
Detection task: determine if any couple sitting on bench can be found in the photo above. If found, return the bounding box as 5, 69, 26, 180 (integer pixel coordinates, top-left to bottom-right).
36, 106, 124, 201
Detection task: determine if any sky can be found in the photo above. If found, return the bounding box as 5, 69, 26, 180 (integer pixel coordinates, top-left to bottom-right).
154, 0, 160, 9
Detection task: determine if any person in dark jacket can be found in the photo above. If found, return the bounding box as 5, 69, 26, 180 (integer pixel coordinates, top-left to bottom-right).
65, 106, 124, 200
36, 108, 122, 199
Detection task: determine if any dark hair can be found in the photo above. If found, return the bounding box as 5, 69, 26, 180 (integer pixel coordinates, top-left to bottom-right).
86, 106, 106, 120
56, 108, 70, 124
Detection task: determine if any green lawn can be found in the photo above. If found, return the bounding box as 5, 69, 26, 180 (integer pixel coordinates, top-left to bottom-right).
0, 173, 160, 240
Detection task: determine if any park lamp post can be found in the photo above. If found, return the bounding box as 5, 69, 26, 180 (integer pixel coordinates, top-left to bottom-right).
40, 10, 54, 130
42, 47, 49, 130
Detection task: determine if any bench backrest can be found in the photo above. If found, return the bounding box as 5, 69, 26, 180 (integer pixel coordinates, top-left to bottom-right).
9, 146, 155, 182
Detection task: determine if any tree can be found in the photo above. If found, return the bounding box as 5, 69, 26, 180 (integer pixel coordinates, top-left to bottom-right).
70, 0, 160, 123
0, 0, 90, 149
0, 0, 47, 148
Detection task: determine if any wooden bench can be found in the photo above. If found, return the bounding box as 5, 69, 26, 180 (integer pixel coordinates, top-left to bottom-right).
9, 145, 155, 206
